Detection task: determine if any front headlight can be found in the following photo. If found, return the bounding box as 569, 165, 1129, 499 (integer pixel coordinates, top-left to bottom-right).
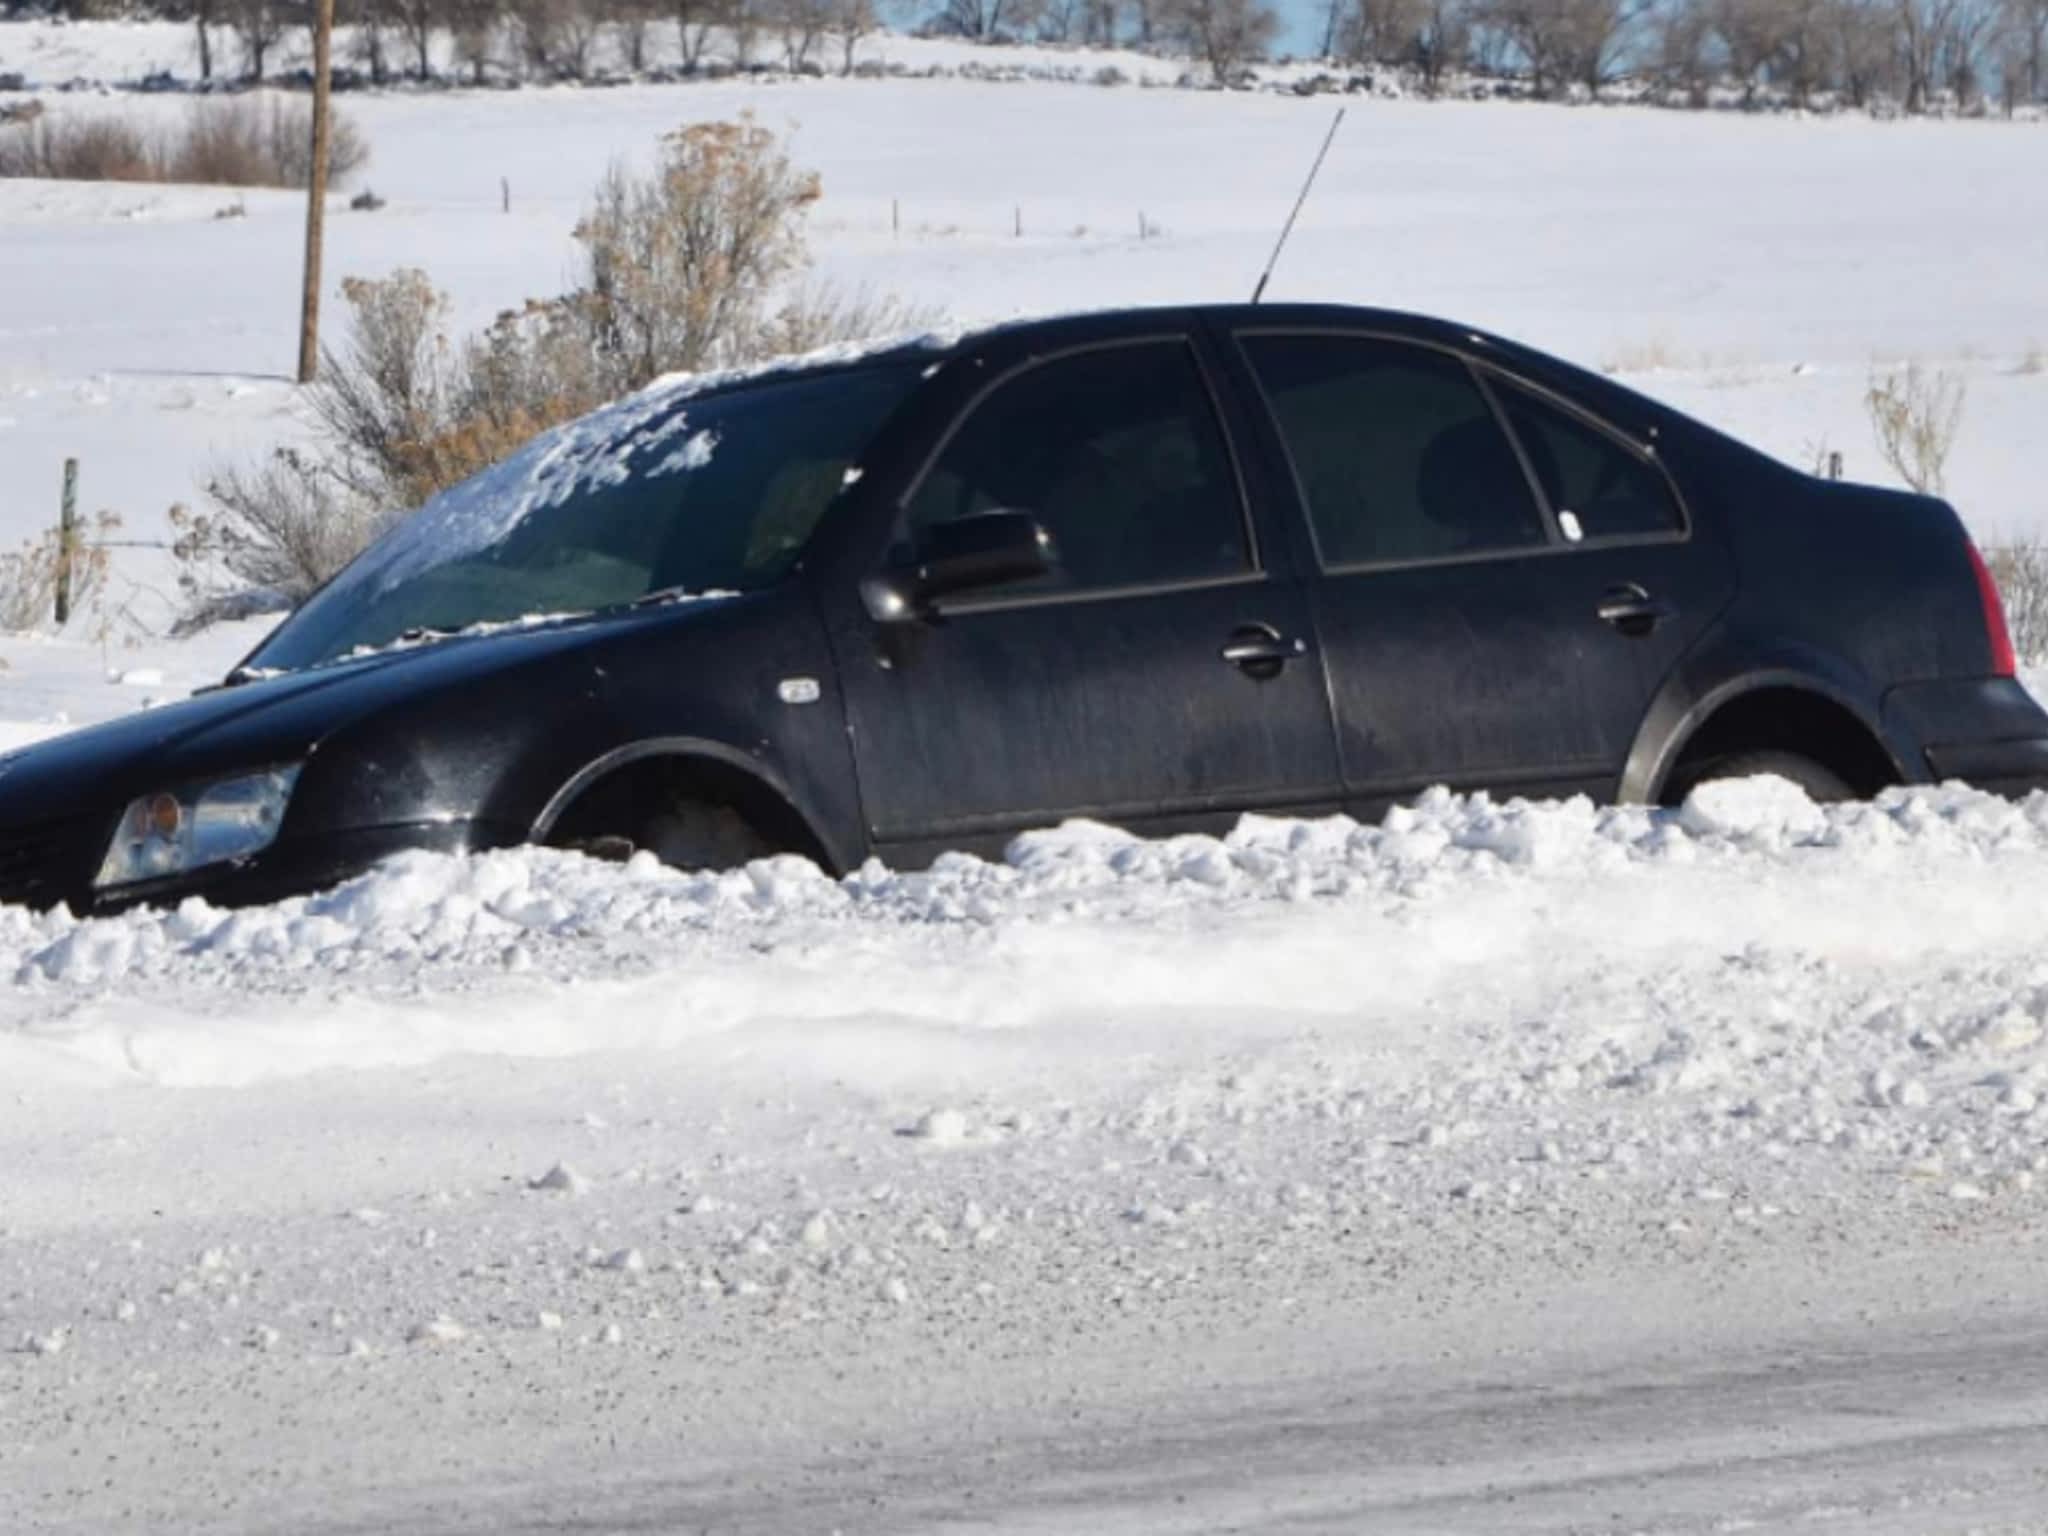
95, 765, 302, 891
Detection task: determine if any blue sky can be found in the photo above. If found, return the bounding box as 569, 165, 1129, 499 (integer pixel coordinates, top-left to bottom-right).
1274, 0, 1337, 56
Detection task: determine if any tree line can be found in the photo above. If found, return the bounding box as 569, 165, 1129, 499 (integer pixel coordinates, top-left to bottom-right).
4, 0, 2043, 112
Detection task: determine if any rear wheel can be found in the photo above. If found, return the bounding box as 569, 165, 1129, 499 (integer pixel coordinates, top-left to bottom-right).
1666, 749, 1855, 804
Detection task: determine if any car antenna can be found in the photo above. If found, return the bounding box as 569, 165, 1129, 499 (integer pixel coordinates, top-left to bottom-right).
1251, 107, 1346, 306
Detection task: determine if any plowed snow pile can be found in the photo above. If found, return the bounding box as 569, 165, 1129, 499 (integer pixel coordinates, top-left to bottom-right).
8, 780, 2048, 1531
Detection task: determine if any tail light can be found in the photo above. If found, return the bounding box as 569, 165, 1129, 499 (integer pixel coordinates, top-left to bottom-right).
1967, 539, 2018, 679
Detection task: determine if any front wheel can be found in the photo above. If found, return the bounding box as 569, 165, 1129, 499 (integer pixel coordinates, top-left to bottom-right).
555, 795, 774, 872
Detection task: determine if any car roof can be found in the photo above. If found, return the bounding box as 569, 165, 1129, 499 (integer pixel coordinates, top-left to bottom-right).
947, 302, 1501, 353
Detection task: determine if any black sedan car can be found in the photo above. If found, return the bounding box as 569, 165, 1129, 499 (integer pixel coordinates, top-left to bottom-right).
3, 303, 2044, 914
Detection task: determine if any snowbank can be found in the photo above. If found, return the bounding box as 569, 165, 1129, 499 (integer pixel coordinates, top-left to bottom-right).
11, 777, 2048, 1530
9, 779, 2048, 1087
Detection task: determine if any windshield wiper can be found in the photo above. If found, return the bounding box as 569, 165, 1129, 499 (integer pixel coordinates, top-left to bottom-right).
628, 585, 700, 610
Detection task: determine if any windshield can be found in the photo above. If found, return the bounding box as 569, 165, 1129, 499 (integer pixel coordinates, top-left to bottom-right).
248, 362, 921, 673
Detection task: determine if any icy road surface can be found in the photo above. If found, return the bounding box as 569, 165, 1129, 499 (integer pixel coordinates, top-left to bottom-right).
8, 778, 2048, 1532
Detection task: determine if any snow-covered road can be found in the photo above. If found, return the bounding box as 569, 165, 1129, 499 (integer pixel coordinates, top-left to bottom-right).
7, 779, 2048, 1530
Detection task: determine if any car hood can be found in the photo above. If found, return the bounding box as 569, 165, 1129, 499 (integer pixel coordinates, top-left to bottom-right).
0, 608, 716, 831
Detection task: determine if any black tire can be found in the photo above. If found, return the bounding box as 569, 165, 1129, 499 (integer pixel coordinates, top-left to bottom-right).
638, 800, 774, 871
560, 799, 774, 872
1667, 749, 1856, 804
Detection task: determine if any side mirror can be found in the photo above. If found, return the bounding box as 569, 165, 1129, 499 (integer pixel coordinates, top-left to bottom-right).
862, 511, 1055, 621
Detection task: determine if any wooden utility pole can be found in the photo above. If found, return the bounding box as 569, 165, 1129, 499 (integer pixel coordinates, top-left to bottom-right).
297, 0, 335, 385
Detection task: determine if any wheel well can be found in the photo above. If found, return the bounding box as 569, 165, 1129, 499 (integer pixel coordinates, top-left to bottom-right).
541, 754, 834, 871
1658, 687, 1899, 804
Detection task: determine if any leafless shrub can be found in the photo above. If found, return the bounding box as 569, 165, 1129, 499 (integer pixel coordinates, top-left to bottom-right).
185, 119, 933, 614
175, 97, 371, 188
0, 113, 153, 180
1986, 538, 2048, 667
178, 452, 392, 604
1158, 0, 1280, 83
0, 515, 118, 634
572, 116, 822, 390
759, 282, 942, 357
511, 0, 601, 76
1865, 362, 1965, 496
0, 98, 369, 189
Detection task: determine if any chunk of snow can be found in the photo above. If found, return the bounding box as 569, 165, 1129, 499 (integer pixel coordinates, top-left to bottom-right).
529, 1163, 590, 1196
406, 1316, 467, 1345
908, 1108, 970, 1145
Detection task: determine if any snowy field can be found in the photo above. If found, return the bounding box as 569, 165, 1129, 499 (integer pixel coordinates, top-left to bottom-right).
7, 19, 2048, 1533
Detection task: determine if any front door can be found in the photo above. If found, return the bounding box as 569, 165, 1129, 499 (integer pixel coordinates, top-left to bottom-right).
833, 334, 1343, 863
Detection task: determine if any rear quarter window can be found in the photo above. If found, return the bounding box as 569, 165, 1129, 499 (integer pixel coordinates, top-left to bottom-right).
1491, 378, 1684, 541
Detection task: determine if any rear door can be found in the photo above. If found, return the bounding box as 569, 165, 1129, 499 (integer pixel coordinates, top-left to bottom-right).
1224, 328, 1730, 812
831, 331, 1343, 862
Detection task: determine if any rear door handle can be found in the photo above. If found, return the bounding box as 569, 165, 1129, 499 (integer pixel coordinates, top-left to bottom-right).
1597, 583, 1675, 637
1222, 623, 1308, 679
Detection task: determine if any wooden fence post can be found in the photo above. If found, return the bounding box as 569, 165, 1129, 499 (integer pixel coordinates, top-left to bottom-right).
55, 457, 78, 627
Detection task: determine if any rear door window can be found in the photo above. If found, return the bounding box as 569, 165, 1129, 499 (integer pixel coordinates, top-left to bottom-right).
1490, 378, 1684, 541
904, 340, 1251, 596
1239, 333, 1548, 568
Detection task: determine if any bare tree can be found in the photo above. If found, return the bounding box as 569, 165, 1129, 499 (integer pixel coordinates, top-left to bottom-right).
1342, 0, 1426, 64
385, 0, 439, 76
226, 0, 288, 79
191, 0, 219, 79
1159, 0, 1278, 81
349, 0, 394, 82
1939, 0, 1997, 102
731, 0, 765, 64
1895, 0, 1963, 109
770, 0, 831, 67
1711, 0, 1789, 102
1827, 0, 1897, 103
829, 0, 877, 70
931, 0, 1044, 38
1038, 0, 1079, 39
1317, 0, 1346, 55
1655, 0, 1715, 102
610, 0, 657, 69
1485, 0, 1640, 95
1070, 0, 1115, 37
1412, 0, 1472, 87
1774, 0, 1831, 104
511, 0, 600, 77
447, 0, 498, 79
673, 0, 718, 66
2007, 0, 2048, 99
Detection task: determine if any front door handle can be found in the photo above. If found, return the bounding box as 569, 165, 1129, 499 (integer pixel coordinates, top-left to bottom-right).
1597, 583, 1676, 637
1222, 623, 1308, 680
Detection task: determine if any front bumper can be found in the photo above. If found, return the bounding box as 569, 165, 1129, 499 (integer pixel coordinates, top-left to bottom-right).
0, 818, 525, 917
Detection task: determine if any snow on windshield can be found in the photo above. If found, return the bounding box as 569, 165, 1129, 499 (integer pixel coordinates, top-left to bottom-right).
353, 329, 961, 602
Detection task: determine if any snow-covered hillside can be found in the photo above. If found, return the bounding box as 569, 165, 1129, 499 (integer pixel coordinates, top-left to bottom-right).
7, 23, 2048, 1533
